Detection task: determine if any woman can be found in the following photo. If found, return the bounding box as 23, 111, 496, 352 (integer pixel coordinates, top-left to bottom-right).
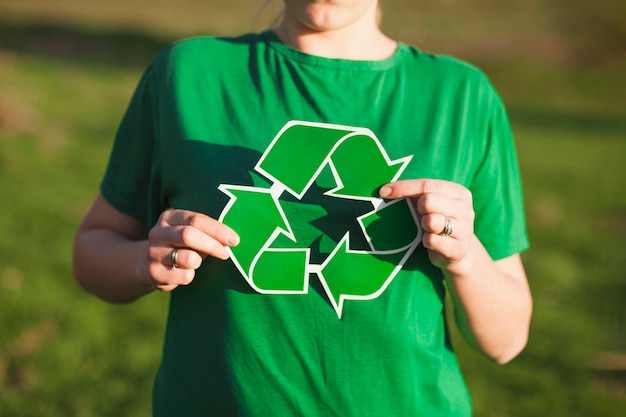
73, 1, 532, 415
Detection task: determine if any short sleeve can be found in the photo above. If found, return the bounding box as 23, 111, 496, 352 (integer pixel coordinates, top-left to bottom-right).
470, 85, 530, 260
100, 59, 164, 228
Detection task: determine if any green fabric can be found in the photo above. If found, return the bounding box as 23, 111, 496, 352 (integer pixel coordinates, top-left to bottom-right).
101, 31, 529, 417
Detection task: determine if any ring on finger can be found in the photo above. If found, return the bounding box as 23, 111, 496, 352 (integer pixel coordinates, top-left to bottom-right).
171, 248, 179, 270
439, 217, 454, 237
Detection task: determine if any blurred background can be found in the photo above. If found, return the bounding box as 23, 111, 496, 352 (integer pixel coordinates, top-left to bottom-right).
0, 0, 624, 416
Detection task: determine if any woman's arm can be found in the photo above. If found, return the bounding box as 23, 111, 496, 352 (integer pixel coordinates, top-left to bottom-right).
380, 179, 532, 364
444, 244, 531, 364
72, 193, 239, 303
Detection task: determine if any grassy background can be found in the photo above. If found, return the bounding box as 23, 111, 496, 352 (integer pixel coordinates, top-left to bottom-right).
1, 1, 625, 416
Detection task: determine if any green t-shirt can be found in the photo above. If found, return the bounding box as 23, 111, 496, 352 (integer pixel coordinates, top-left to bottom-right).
101, 31, 529, 417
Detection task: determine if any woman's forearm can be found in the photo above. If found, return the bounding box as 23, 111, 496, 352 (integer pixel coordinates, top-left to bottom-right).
73, 228, 155, 304
73, 194, 240, 303
443, 236, 532, 364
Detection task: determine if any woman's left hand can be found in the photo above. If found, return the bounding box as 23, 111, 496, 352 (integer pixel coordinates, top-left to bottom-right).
382, 179, 532, 364
379, 179, 475, 274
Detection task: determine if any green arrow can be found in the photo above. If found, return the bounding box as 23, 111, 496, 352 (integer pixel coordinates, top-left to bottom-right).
250, 249, 310, 292
318, 234, 412, 318
218, 185, 291, 276
328, 134, 411, 199
256, 122, 356, 198
358, 199, 420, 252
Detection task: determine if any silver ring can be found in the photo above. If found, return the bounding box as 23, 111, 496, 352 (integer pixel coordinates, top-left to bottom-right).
171, 248, 179, 270
439, 217, 454, 237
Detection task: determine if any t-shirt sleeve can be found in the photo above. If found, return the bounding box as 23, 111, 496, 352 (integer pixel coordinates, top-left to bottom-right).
100, 60, 163, 228
470, 82, 530, 260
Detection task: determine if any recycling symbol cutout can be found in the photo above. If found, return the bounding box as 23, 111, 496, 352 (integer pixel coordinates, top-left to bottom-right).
218, 121, 422, 318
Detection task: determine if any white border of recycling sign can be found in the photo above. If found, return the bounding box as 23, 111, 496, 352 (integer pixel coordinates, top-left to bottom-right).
219, 121, 422, 318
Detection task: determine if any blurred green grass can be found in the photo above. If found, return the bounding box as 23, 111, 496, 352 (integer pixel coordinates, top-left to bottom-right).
1, 1, 625, 416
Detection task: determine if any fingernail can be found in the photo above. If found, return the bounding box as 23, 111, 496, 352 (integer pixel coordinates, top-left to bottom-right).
228, 235, 240, 246
379, 186, 392, 197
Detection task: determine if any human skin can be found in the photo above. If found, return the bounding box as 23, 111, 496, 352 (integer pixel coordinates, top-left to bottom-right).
275, 0, 396, 60
379, 179, 532, 364
73, 0, 532, 364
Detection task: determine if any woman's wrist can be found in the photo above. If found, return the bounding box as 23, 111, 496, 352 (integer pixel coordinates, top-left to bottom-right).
440, 235, 484, 279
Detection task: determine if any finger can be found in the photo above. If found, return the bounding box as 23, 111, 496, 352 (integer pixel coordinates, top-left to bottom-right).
422, 233, 463, 261
420, 213, 451, 235
165, 247, 204, 270
149, 225, 228, 260
379, 179, 465, 200
168, 268, 196, 286
176, 226, 232, 260
415, 192, 457, 216
147, 259, 197, 288
153, 210, 238, 260
163, 209, 240, 246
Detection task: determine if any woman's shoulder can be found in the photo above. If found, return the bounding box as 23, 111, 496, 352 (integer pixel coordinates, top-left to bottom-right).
173, 32, 261, 51
150, 32, 264, 69
404, 45, 488, 83
396, 45, 505, 114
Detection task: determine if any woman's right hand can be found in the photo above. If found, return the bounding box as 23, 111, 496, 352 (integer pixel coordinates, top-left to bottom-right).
146, 209, 240, 291
74, 195, 240, 303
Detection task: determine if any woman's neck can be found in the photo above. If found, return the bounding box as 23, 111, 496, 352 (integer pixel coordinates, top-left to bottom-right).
273, 3, 397, 60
